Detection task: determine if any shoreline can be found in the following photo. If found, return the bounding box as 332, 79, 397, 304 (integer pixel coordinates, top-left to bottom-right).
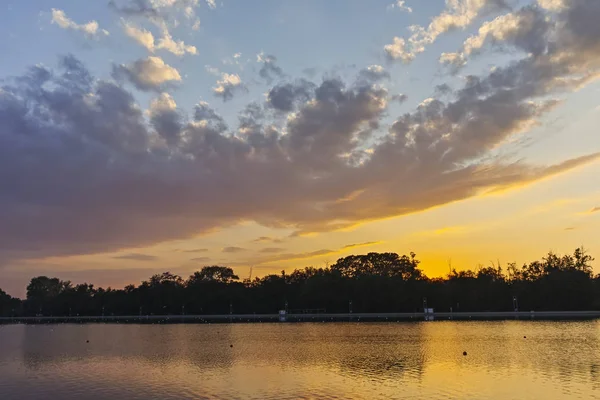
1, 310, 600, 324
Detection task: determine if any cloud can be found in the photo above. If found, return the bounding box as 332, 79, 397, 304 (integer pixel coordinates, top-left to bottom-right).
384, 37, 414, 63
122, 21, 196, 56
259, 247, 287, 253
113, 253, 158, 261
213, 72, 246, 101
180, 248, 209, 253
564, 227, 575, 231
205, 0, 216, 9
385, 0, 508, 62
391, 93, 408, 104
123, 21, 156, 51
113, 56, 181, 91
388, 1, 413, 13
252, 237, 284, 244
148, 92, 183, 145
155, 25, 197, 56
109, 0, 161, 19
51, 9, 109, 39
251, 249, 337, 264
440, 6, 551, 70
257, 53, 284, 84
342, 241, 382, 250
357, 65, 391, 85
110, 0, 202, 23
111, 1, 201, 52
2, 0, 600, 265
434, 84, 453, 97
267, 79, 315, 112
190, 256, 211, 262
590, 207, 600, 213
222, 246, 246, 253
537, 0, 566, 11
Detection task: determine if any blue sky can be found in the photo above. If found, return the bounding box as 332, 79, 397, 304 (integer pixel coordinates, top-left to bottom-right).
1, 0, 599, 296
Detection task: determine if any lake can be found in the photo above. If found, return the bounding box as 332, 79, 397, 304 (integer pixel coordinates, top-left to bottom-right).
1, 321, 599, 399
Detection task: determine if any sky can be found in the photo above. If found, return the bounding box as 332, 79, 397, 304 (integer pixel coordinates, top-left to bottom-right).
1, 0, 599, 297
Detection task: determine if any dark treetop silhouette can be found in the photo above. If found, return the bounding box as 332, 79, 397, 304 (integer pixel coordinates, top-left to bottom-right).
1, 248, 598, 317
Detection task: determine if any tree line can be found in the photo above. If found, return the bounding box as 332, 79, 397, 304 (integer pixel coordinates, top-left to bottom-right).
1, 248, 599, 317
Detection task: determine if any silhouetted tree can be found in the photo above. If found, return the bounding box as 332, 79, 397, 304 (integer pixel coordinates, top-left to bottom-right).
1, 248, 597, 318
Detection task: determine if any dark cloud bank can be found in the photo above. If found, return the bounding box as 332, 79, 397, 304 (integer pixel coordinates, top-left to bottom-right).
1, 0, 599, 264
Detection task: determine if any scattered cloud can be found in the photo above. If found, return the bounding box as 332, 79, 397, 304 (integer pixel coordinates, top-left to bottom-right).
51, 9, 109, 39
155, 25, 197, 56
434, 83, 452, 96
357, 65, 390, 85
122, 21, 196, 56
123, 21, 156, 51
342, 241, 382, 250
259, 247, 287, 253
205, 0, 216, 9
257, 53, 284, 83
113, 253, 158, 261
205, 65, 221, 76
440, 7, 550, 71
590, 207, 600, 213
2, 0, 600, 264
267, 79, 315, 112
253, 249, 337, 264
252, 237, 284, 244
190, 256, 211, 262
391, 93, 408, 104
384, 37, 414, 63
537, 0, 566, 12
113, 56, 181, 91
222, 246, 246, 253
385, 0, 507, 62
387, 1, 413, 13
213, 72, 246, 101
181, 248, 209, 253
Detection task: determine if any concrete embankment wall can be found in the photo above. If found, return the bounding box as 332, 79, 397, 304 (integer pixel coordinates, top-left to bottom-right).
1, 311, 600, 324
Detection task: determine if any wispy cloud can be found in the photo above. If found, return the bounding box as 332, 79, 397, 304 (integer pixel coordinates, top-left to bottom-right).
180, 248, 209, 253
222, 246, 246, 253
112, 56, 181, 91
190, 257, 211, 262
259, 247, 286, 253
51, 9, 109, 39
387, 1, 412, 13
113, 253, 158, 261
342, 241, 382, 250
252, 236, 284, 244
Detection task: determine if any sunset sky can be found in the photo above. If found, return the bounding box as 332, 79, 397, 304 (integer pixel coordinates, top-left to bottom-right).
1, 0, 599, 297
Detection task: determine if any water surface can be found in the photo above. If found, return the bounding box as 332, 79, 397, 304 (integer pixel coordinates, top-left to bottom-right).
1, 321, 599, 399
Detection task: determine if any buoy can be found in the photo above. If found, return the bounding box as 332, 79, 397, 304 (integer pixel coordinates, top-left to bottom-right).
463, 351, 467, 356
230, 344, 233, 348
86, 340, 89, 343
524, 336, 526, 338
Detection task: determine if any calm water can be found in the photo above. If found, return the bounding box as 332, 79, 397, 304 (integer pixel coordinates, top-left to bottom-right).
1, 321, 599, 399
